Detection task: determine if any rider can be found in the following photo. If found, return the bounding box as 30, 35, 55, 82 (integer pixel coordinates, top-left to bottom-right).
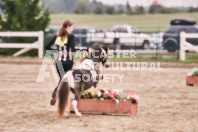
45, 20, 92, 105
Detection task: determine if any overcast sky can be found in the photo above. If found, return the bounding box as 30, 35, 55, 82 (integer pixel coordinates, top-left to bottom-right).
90, 0, 198, 7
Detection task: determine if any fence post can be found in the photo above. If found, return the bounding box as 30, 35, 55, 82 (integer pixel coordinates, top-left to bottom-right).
38, 31, 44, 59
180, 32, 185, 61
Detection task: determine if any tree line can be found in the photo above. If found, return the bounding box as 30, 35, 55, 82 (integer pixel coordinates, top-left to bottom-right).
44, 0, 198, 14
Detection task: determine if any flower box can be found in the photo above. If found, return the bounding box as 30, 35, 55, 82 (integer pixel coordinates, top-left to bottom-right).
70, 99, 138, 116
186, 75, 198, 86
70, 89, 138, 116
186, 68, 198, 86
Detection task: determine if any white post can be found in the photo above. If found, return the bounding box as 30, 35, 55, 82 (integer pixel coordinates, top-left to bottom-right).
180, 32, 186, 61
38, 31, 44, 59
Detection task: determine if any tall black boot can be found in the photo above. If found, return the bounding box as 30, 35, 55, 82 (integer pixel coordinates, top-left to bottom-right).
50, 87, 58, 105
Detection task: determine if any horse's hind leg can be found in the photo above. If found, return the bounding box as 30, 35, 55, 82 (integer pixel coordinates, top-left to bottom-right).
64, 91, 71, 118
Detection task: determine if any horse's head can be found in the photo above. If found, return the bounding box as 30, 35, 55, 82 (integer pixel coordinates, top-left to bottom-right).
83, 46, 109, 68
99, 46, 110, 68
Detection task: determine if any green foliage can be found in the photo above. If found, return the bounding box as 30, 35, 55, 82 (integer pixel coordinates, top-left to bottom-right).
192, 68, 198, 76
44, 0, 78, 13
149, 4, 181, 14
93, 5, 105, 14
0, 0, 50, 56
73, 0, 90, 14
135, 6, 145, 14
149, 5, 161, 14
188, 7, 198, 12
73, 0, 116, 15
116, 8, 124, 14
105, 5, 115, 14
126, 1, 132, 14
0, 0, 50, 31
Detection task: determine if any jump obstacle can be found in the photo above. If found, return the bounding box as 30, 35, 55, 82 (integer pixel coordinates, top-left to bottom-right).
70, 99, 138, 116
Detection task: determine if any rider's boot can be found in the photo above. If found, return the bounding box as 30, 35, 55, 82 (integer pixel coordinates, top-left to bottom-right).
50, 87, 58, 105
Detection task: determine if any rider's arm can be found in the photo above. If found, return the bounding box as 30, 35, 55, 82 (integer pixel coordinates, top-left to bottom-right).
45, 35, 57, 50
69, 34, 89, 52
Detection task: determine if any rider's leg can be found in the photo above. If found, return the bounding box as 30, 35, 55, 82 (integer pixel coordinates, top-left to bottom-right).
50, 62, 62, 105
52, 78, 61, 98
54, 61, 73, 97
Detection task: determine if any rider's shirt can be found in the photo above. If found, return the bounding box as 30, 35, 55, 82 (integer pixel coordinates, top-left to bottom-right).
45, 34, 88, 62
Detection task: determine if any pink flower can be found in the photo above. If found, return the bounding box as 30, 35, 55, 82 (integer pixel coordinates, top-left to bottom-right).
126, 92, 139, 102
126, 94, 130, 100
131, 94, 139, 101
109, 90, 117, 99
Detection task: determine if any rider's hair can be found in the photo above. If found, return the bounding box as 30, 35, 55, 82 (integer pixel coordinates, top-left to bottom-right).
58, 20, 73, 41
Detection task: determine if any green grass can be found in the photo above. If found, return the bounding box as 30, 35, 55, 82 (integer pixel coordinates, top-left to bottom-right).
71, 52, 198, 63
50, 13, 198, 32
107, 53, 198, 63
1, 52, 197, 63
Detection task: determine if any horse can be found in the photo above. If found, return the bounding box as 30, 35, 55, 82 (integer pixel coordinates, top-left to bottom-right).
56, 46, 109, 118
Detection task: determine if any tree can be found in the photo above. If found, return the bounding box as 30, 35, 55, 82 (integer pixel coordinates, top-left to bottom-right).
116, 7, 124, 14
0, 0, 50, 31
45, 0, 78, 13
126, 1, 132, 14
89, 0, 105, 14
149, 4, 181, 14
135, 6, 145, 14
0, 0, 50, 56
149, 5, 161, 13
65, 0, 79, 13
73, 0, 90, 14
105, 5, 115, 14
188, 7, 198, 12
93, 5, 105, 14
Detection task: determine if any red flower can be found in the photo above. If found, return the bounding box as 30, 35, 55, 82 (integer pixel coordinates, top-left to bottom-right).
100, 89, 105, 93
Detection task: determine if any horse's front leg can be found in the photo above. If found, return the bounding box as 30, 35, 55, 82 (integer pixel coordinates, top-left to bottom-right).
71, 83, 84, 117
94, 74, 103, 88
72, 92, 82, 117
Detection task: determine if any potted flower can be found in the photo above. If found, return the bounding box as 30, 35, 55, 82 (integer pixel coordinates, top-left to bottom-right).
186, 68, 198, 86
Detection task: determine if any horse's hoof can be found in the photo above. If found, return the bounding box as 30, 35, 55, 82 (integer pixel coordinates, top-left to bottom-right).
50, 98, 56, 105
64, 114, 70, 118
76, 112, 82, 117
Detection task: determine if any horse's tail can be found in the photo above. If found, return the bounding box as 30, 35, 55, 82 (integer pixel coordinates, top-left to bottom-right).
58, 81, 69, 117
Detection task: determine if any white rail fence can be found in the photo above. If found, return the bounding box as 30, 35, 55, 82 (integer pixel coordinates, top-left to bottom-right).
180, 32, 198, 61
0, 31, 44, 58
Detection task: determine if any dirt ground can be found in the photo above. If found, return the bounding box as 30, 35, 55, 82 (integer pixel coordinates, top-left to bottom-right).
0, 58, 198, 132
